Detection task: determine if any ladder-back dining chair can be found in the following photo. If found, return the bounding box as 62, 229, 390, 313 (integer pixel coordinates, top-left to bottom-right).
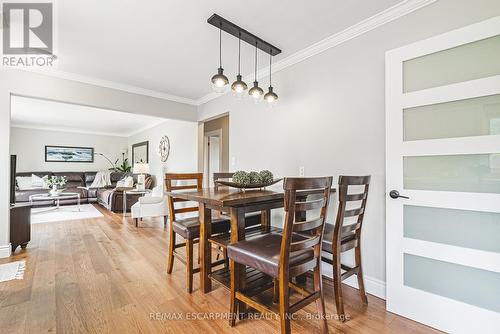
321, 175, 371, 321
165, 172, 230, 293
227, 176, 333, 334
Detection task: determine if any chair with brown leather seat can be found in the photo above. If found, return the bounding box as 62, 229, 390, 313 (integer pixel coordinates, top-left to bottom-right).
165, 172, 230, 293
227, 176, 333, 334
321, 175, 371, 321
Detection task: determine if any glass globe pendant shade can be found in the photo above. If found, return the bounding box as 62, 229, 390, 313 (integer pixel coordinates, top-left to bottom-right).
264, 86, 278, 103
231, 74, 247, 94
211, 67, 229, 93
248, 81, 264, 99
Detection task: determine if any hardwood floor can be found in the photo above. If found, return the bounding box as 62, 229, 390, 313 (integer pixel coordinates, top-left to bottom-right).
0, 205, 440, 334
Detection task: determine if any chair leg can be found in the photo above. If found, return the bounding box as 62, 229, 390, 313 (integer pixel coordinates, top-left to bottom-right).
134, 218, 138, 227
167, 225, 176, 274
229, 260, 239, 327
197, 242, 201, 265
186, 239, 194, 293
279, 274, 291, 334
272, 278, 279, 303
332, 255, 345, 321
163, 216, 167, 227
355, 245, 368, 304
313, 263, 328, 333
224, 249, 229, 268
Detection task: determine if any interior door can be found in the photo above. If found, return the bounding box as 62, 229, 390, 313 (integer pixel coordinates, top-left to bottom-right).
386, 16, 500, 333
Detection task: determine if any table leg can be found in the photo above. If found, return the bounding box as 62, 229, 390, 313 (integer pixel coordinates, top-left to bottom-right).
123, 192, 126, 217
199, 203, 212, 293
77, 195, 81, 212
230, 207, 247, 312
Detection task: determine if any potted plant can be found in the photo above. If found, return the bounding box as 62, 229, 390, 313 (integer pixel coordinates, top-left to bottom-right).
115, 157, 132, 172
46, 176, 67, 196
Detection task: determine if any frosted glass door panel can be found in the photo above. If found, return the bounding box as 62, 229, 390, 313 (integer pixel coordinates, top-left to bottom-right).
403, 35, 500, 92
404, 254, 500, 313
404, 205, 500, 252
404, 154, 500, 193
404, 94, 500, 141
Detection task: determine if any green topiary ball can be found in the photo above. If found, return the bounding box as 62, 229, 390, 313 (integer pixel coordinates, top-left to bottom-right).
248, 171, 261, 184
259, 170, 274, 184
233, 170, 250, 186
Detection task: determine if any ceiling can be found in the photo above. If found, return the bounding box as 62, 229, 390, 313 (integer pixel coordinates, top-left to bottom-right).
51, 0, 402, 101
10, 96, 166, 137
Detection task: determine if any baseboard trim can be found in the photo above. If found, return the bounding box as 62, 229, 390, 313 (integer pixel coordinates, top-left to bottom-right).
322, 263, 386, 300
342, 274, 386, 300
0, 244, 12, 258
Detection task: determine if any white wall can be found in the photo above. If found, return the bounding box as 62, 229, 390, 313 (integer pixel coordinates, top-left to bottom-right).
198, 0, 500, 296
127, 119, 198, 189
10, 127, 128, 172
0, 69, 197, 257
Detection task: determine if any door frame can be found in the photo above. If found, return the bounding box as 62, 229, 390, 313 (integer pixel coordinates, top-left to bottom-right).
203, 129, 223, 188
385, 16, 500, 333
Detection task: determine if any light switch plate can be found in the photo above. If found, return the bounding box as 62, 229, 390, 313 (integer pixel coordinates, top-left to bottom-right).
299, 166, 305, 176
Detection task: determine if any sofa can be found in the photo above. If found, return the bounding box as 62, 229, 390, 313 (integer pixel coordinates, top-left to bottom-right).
15, 171, 153, 213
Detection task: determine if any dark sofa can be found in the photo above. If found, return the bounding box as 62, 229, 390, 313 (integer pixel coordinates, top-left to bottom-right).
15, 171, 152, 213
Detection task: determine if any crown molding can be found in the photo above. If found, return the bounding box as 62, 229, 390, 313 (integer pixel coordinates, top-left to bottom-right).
11, 123, 131, 137
195, 0, 437, 106
126, 119, 168, 137
14, 67, 199, 106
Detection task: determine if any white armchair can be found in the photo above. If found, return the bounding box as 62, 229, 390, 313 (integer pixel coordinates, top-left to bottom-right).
131, 185, 168, 227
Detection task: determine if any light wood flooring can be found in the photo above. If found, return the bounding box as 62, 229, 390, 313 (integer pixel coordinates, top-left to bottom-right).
0, 204, 440, 333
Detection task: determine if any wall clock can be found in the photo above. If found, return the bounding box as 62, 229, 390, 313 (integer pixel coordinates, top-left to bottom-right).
159, 135, 170, 162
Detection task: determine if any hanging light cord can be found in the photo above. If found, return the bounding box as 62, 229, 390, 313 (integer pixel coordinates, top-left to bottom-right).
254, 43, 258, 81
269, 52, 272, 86
219, 27, 222, 68
238, 33, 241, 75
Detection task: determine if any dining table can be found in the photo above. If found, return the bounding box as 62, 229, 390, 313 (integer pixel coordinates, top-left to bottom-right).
166, 186, 336, 294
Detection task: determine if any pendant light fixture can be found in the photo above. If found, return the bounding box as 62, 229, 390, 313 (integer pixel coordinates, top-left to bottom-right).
264, 51, 278, 103
231, 33, 248, 94
248, 42, 264, 100
211, 26, 229, 92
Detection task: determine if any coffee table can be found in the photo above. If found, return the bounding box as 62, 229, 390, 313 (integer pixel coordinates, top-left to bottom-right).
29, 192, 81, 212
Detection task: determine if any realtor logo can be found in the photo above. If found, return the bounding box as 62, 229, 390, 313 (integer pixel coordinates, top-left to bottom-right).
2, 1, 55, 66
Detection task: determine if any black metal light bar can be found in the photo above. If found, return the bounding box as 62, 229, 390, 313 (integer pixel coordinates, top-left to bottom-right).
207, 14, 282, 56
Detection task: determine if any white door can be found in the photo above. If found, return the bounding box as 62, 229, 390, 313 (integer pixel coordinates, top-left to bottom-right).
386, 16, 500, 333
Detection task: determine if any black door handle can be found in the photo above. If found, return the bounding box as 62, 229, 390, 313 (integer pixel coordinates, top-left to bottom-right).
389, 190, 409, 199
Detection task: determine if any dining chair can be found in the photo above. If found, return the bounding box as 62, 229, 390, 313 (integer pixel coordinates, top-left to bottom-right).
227, 176, 333, 334
165, 172, 230, 293
321, 175, 371, 321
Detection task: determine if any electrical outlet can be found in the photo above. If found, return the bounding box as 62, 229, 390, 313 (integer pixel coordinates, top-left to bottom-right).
299, 166, 305, 176
231, 156, 236, 166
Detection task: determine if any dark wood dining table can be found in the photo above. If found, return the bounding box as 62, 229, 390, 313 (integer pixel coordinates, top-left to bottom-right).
166, 186, 336, 294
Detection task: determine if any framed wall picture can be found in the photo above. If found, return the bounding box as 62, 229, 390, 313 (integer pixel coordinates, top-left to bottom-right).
132, 141, 149, 166
45, 145, 94, 163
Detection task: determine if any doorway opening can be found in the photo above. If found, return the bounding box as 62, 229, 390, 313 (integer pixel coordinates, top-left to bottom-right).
200, 114, 229, 188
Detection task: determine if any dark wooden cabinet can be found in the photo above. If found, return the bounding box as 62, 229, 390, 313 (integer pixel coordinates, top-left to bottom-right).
10, 203, 31, 252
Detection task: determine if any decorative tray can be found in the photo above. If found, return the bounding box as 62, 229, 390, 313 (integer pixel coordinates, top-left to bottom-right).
215, 178, 282, 189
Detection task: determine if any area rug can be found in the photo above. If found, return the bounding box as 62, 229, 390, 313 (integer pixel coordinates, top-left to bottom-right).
31, 204, 104, 224
0, 260, 26, 282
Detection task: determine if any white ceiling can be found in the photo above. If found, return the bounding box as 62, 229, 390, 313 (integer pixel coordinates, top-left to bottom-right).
10, 96, 166, 137
50, 0, 402, 101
